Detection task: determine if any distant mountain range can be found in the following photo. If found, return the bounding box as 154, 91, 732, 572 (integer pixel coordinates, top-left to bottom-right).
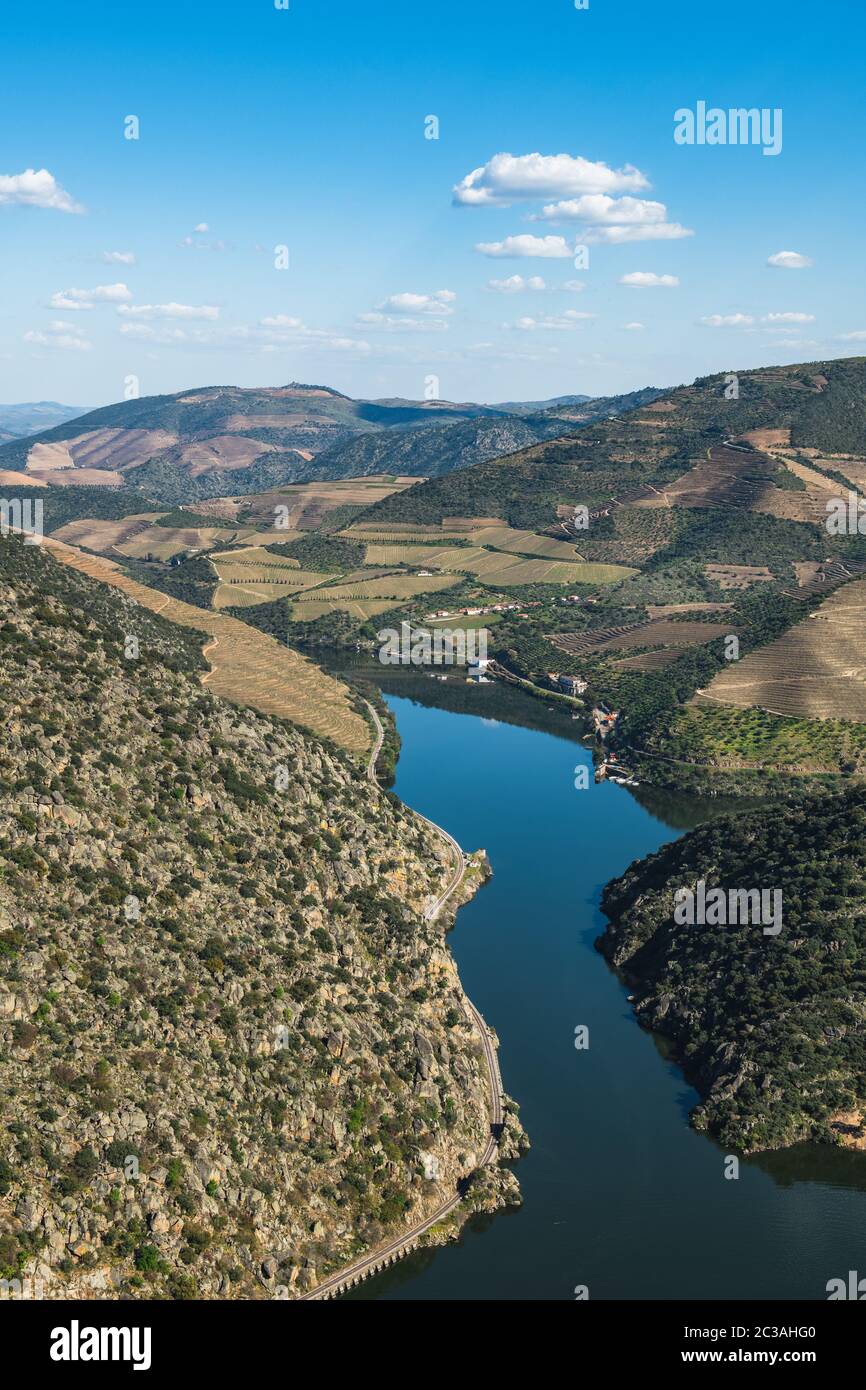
0, 382, 660, 505
0, 401, 86, 442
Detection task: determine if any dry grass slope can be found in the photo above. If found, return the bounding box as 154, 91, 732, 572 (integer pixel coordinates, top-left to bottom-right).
40, 536, 370, 754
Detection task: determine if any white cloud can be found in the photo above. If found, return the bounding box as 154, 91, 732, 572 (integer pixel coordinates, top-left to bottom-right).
514, 310, 596, 330
453, 152, 649, 206
839, 330, 866, 341
583, 221, 693, 244
534, 194, 666, 224
357, 312, 449, 333
476, 234, 574, 259
624, 322, 645, 330
238, 319, 371, 354
180, 235, 227, 251
118, 302, 220, 320
700, 313, 756, 327
24, 320, 91, 351
619, 272, 679, 288
767, 250, 813, 269
700, 311, 816, 328
260, 315, 304, 329
193, 222, 209, 233
49, 283, 133, 310
0, 168, 83, 213
380, 290, 456, 315
563, 279, 587, 293
487, 275, 546, 293
102, 250, 135, 265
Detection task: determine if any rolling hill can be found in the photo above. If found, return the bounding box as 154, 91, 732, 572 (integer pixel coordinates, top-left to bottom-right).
0, 381, 660, 507
351, 357, 866, 784
0, 401, 85, 438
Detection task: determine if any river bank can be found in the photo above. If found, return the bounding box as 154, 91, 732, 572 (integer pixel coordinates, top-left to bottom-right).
325, 670, 866, 1300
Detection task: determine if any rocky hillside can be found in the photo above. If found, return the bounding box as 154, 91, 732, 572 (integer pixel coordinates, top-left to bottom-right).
598, 788, 866, 1153
0, 534, 521, 1300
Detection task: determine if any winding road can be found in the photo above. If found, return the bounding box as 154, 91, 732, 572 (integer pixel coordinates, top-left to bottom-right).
296, 702, 504, 1301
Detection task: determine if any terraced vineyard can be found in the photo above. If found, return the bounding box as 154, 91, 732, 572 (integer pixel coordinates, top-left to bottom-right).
693, 577, 866, 721
632, 443, 829, 522
38, 535, 370, 754
361, 541, 630, 587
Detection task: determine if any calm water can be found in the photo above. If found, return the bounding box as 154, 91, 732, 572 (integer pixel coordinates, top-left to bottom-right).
339, 677, 866, 1300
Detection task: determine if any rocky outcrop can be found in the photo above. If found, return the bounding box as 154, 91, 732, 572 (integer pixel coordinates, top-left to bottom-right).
0, 535, 521, 1300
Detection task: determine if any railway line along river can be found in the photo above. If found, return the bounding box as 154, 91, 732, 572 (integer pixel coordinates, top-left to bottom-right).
328, 663, 866, 1301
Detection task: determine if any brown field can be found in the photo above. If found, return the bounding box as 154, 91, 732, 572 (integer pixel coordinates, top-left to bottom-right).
27, 442, 76, 471
0, 469, 47, 487
832, 462, 866, 490
631, 443, 828, 523
51, 516, 264, 559
706, 563, 775, 590
208, 476, 418, 530
591, 619, 735, 653
27, 428, 177, 478
551, 618, 733, 658
613, 650, 685, 671
174, 435, 274, 477
117, 526, 257, 561
693, 577, 866, 721
51, 514, 166, 551
38, 536, 369, 754
32, 467, 125, 488
739, 428, 791, 451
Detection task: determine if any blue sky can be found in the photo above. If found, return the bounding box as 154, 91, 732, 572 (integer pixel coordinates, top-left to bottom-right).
1, 0, 864, 406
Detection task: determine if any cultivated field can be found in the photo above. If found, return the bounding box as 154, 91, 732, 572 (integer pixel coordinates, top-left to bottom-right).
51, 514, 262, 559
25, 428, 177, 484
292, 573, 459, 603
613, 650, 685, 671
51, 514, 167, 551
630, 443, 828, 523
361, 541, 630, 587
38, 536, 370, 754
206, 476, 419, 531
693, 577, 866, 721
590, 619, 734, 653
551, 618, 733, 658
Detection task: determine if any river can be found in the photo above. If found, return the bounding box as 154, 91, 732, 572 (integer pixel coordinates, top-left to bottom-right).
330, 664, 866, 1301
